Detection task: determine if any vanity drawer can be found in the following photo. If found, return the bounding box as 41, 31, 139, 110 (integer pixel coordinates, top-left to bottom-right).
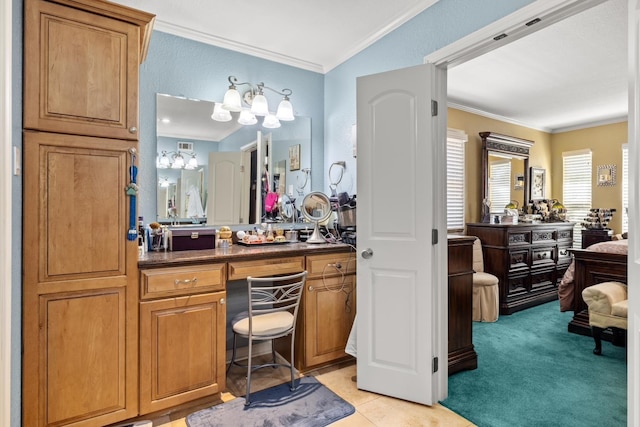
531, 229, 556, 244
228, 256, 305, 281
306, 252, 356, 278
507, 230, 531, 246
531, 246, 555, 267
140, 264, 226, 299
508, 249, 529, 271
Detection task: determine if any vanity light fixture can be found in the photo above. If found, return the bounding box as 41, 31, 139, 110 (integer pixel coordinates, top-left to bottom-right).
157, 150, 197, 170
215, 75, 295, 128
159, 177, 170, 188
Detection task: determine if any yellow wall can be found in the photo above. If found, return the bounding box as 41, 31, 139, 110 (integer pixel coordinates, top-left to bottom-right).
448, 108, 552, 223
448, 108, 628, 233
550, 121, 628, 233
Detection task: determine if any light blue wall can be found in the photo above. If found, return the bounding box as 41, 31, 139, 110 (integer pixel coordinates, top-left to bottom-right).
323, 0, 534, 197
138, 32, 325, 222
8, 0, 535, 425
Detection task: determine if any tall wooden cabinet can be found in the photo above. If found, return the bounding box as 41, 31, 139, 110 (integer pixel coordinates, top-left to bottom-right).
22, 1, 154, 426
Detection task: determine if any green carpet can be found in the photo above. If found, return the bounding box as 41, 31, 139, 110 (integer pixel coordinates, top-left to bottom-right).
442, 300, 626, 427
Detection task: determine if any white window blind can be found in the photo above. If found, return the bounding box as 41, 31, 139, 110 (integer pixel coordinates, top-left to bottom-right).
563, 150, 592, 248
446, 129, 467, 231
489, 159, 511, 213
622, 144, 629, 233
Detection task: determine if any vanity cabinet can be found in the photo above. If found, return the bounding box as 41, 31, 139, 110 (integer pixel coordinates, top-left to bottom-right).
271, 251, 357, 371
22, 1, 154, 425
139, 263, 226, 414
467, 223, 574, 314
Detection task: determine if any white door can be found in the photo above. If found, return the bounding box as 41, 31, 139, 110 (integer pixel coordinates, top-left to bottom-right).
356, 63, 448, 405
207, 152, 242, 225
627, 1, 640, 425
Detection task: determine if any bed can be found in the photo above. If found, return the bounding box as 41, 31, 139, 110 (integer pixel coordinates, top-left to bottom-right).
558, 239, 628, 336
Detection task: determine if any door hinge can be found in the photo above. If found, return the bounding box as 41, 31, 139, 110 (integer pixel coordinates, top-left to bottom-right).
433, 356, 439, 373
432, 229, 438, 245
240, 165, 245, 172
431, 100, 438, 117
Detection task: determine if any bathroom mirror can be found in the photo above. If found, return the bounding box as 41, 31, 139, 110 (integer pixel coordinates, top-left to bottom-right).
480, 132, 534, 215
156, 93, 312, 226
301, 192, 332, 243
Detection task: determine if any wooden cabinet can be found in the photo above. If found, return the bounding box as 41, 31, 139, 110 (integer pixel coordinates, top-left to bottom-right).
466, 222, 574, 314
139, 291, 226, 414
447, 236, 477, 375
23, 0, 153, 140
275, 251, 357, 371
22, 1, 154, 425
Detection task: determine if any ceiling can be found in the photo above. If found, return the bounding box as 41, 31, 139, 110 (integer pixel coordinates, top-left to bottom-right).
114, 0, 628, 134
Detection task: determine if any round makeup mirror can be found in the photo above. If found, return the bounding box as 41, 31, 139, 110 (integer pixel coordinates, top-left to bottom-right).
301, 192, 332, 243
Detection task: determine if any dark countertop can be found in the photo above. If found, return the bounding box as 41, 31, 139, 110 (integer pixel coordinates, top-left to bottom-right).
138, 242, 355, 268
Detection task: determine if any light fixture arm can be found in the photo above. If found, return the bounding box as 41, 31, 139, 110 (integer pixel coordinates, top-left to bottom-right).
256, 82, 293, 99
228, 75, 252, 91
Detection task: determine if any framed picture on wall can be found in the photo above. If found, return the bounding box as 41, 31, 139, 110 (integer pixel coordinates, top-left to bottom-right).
289, 144, 300, 171
529, 167, 546, 200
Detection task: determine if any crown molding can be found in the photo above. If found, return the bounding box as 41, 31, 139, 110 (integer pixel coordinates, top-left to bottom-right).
154, 21, 325, 73
447, 102, 551, 133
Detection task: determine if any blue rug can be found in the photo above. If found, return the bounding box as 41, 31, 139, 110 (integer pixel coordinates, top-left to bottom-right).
441, 300, 626, 427
186, 376, 355, 427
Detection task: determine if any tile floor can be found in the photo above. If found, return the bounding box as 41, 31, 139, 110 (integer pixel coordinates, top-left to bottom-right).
149, 356, 474, 427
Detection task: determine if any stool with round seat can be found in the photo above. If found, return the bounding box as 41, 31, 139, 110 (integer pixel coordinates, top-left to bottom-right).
471, 237, 500, 322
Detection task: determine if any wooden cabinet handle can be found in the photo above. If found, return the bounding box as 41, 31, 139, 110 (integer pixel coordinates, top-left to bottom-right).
174, 277, 197, 286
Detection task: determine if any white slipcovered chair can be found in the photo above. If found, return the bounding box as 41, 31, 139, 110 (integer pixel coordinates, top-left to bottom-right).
581, 281, 628, 355
472, 237, 500, 322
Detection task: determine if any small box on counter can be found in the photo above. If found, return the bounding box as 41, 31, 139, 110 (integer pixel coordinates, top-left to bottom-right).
171, 227, 217, 251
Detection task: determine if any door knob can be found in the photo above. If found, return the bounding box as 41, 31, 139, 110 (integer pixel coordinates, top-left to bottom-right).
361, 248, 373, 259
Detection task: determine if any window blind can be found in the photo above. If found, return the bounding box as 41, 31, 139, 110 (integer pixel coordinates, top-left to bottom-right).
622, 145, 629, 233
563, 150, 592, 247
446, 131, 466, 231
489, 160, 511, 213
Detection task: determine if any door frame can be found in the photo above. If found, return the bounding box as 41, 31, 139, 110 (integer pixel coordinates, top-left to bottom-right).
0, 0, 12, 424
425, 0, 638, 425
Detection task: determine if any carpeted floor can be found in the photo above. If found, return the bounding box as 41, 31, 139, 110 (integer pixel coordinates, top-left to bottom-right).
442, 300, 626, 427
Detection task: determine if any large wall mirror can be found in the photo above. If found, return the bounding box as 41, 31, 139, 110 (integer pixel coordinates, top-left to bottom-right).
156, 94, 312, 226
480, 132, 534, 215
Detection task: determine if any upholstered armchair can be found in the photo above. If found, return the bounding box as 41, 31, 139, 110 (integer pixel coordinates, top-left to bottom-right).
581, 281, 628, 355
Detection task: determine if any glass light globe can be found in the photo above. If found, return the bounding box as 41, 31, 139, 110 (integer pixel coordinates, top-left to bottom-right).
172, 153, 185, 169
211, 103, 232, 122
262, 113, 281, 129
238, 109, 258, 125
157, 152, 170, 168
276, 98, 295, 121
222, 88, 242, 112
250, 93, 269, 116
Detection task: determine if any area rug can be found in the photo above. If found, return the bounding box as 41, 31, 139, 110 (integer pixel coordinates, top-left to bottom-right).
186, 376, 355, 427
441, 300, 626, 427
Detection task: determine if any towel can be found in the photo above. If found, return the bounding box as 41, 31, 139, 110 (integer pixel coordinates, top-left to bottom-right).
186, 185, 204, 218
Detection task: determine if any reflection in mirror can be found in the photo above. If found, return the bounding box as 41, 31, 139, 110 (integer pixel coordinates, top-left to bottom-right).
156, 94, 312, 226
488, 154, 525, 213
301, 192, 332, 243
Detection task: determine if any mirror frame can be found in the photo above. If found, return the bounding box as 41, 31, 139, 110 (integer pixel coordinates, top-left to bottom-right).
480, 132, 535, 213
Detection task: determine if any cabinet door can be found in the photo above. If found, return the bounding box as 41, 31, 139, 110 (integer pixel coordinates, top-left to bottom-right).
23, 131, 139, 426
24, 0, 140, 140
139, 292, 226, 414
303, 275, 356, 368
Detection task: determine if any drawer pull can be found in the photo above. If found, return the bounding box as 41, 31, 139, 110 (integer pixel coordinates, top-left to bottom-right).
559, 249, 568, 256
174, 277, 198, 286
308, 285, 314, 292
536, 253, 548, 260
220, 298, 225, 305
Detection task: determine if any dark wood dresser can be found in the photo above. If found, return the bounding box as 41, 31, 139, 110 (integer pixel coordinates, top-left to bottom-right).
581, 228, 613, 248
466, 222, 574, 315
447, 235, 477, 375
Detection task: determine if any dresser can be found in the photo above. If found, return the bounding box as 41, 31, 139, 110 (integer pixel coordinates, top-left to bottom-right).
466, 223, 574, 314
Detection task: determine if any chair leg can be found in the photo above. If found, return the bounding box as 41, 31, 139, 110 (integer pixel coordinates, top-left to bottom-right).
271, 340, 278, 368
227, 333, 238, 374
245, 337, 253, 406
592, 326, 604, 355
289, 331, 296, 391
